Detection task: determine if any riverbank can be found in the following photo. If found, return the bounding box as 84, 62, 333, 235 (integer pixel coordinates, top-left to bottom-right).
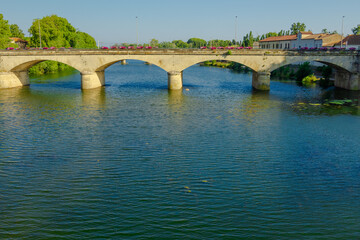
200, 60, 335, 84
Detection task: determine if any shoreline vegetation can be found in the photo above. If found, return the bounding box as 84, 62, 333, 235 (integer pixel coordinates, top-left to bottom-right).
200, 60, 334, 86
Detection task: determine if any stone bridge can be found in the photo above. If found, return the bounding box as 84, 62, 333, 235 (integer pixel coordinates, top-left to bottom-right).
0, 49, 359, 90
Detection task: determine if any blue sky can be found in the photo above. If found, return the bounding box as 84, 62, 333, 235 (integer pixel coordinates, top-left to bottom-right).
1, 0, 359, 46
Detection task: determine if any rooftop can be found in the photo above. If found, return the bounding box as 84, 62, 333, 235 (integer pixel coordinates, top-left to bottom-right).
336, 35, 360, 45
259, 35, 297, 42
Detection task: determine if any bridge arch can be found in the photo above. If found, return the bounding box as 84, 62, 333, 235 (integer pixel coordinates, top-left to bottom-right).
9, 58, 83, 73
95, 57, 168, 72
0, 58, 83, 89
267, 57, 353, 73
177, 56, 257, 73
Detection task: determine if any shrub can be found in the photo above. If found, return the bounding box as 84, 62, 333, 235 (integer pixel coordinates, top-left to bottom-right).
302, 74, 319, 83
296, 62, 312, 81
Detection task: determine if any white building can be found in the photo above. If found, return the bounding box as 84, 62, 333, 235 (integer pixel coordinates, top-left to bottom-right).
259, 35, 296, 49
258, 32, 342, 49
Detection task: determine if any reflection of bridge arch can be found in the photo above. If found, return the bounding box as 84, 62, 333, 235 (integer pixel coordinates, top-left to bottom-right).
0, 49, 359, 91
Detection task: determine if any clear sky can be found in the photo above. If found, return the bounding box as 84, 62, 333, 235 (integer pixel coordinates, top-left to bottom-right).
1, 0, 359, 46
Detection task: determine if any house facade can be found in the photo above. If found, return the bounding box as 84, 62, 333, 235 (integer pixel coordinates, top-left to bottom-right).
334, 35, 360, 49
258, 32, 342, 49
9, 37, 28, 49
259, 35, 296, 49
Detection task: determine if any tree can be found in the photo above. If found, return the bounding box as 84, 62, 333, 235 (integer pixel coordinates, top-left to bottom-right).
242, 31, 254, 47
0, 13, 11, 48
28, 15, 96, 74
150, 38, 159, 47
187, 38, 207, 48
321, 29, 337, 34
71, 32, 96, 48
290, 22, 306, 35
10, 24, 25, 38
28, 15, 96, 48
296, 62, 312, 81
172, 40, 188, 48
352, 25, 360, 35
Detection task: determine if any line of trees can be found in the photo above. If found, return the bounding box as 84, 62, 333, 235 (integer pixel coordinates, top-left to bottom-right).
0, 14, 25, 49
0, 13, 97, 74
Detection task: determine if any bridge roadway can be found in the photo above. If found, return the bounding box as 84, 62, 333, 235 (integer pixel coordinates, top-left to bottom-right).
0, 49, 359, 90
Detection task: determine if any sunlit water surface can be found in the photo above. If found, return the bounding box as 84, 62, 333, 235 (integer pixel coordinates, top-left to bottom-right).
1, 61, 360, 239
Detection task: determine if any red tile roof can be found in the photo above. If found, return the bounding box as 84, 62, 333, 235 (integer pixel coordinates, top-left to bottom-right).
259, 35, 297, 42
336, 35, 360, 45
9, 37, 28, 43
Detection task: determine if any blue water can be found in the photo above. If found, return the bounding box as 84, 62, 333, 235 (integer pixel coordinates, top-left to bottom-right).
1, 61, 360, 239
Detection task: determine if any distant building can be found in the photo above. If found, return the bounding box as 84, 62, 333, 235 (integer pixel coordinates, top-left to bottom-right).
9, 37, 28, 49
258, 35, 296, 49
252, 41, 260, 49
258, 32, 342, 49
334, 35, 360, 49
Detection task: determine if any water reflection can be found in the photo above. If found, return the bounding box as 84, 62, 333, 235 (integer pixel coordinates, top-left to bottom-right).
167, 89, 184, 109
230, 90, 278, 124
81, 87, 106, 107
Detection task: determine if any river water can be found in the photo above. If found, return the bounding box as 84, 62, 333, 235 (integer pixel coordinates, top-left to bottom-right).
1, 61, 360, 239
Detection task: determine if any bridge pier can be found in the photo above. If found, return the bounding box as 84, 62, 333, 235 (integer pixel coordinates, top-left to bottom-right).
121, 60, 127, 65
252, 71, 270, 91
81, 71, 105, 89
168, 71, 183, 90
335, 70, 360, 90
0, 71, 29, 89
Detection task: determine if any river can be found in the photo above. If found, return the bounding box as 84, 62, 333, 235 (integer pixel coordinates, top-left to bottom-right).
1, 61, 360, 239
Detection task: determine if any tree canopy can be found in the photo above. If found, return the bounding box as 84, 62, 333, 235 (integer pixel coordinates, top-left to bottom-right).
28, 15, 96, 48
0, 13, 24, 48
10, 24, 25, 38
290, 22, 306, 35
187, 38, 207, 48
352, 25, 360, 35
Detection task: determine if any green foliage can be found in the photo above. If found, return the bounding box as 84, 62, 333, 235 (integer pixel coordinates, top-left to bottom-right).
158, 41, 176, 48
71, 32, 96, 48
28, 15, 96, 48
296, 62, 312, 81
172, 40, 189, 48
0, 37, 10, 49
226, 50, 232, 55
28, 61, 73, 75
319, 65, 332, 80
272, 66, 295, 79
352, 25, 360, 35
201, 61, 252, 73
10, 24, 25, 38
242, 31, 254, 47
187, 38, 207, 48
150, 38, 159, 47
208, 39, 232, 47
290, 22, 306, 35
0, 14, 15, 49
0, 14, 11, 36
321, 28, 338, 34
302, 74, 319, 83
